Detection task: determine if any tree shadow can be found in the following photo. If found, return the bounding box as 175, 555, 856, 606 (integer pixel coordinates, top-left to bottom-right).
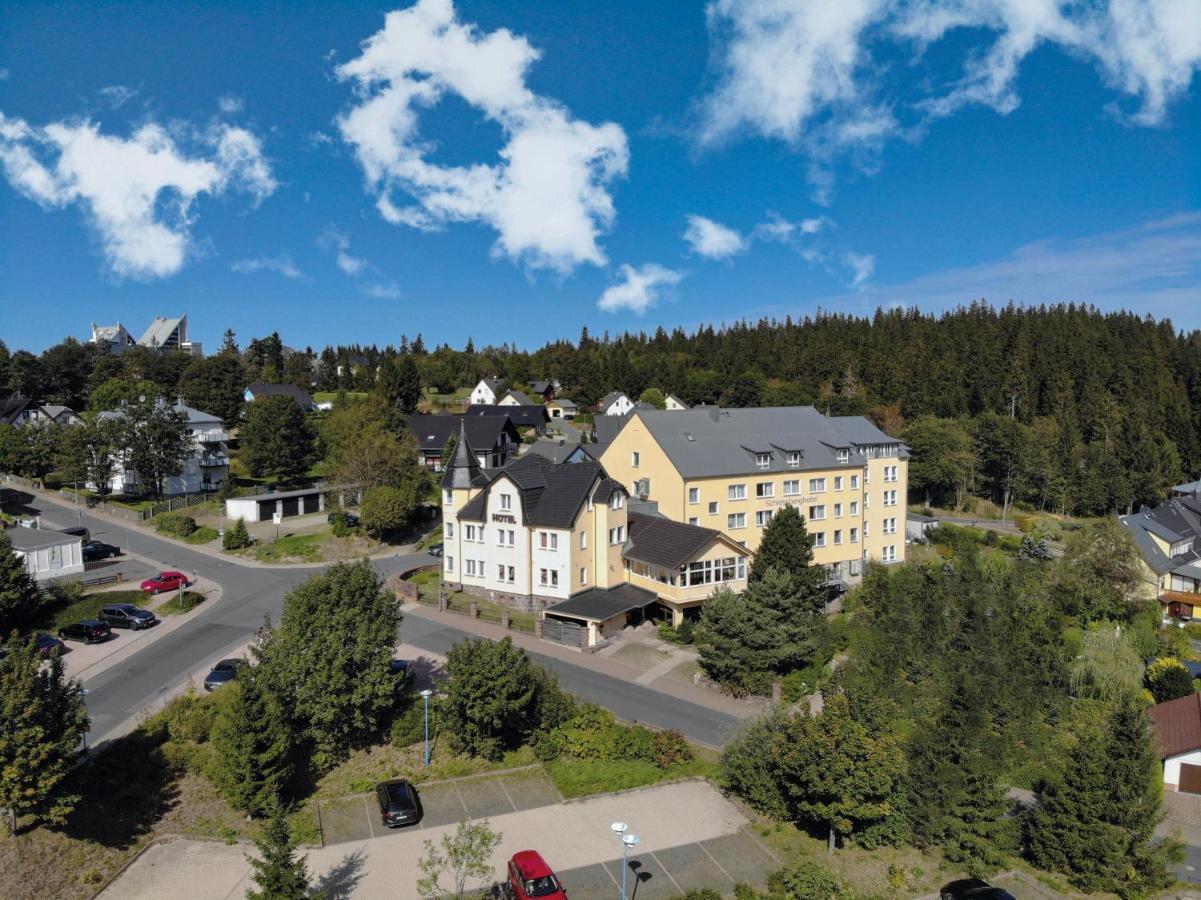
55, 728, 180, 849
407, 656, 445, 693
309, 848, 367, 899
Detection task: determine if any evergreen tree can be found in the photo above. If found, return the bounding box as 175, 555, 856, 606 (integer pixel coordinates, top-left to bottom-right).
179, 354, 248, 428
0, 532, 42, 634
376, 354, 423, 413
240, 395, 316, 484
750, 505, 825, 590
210, 670, 294, 817
223, 517, 252, 551
246, 798, 309, 900
1146, 657, 1195, 703
0, 634, 89, 833
220, 329, 239, 355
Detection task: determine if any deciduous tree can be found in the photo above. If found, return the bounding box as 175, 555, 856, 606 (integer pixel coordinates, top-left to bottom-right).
416, 819, 502, 900
440, 638, 540, 760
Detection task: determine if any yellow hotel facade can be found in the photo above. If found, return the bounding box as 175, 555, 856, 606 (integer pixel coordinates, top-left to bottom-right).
599, 407, 909, 584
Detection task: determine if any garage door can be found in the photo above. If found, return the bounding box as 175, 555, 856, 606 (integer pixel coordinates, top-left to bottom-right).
1179, 763, 1201, 794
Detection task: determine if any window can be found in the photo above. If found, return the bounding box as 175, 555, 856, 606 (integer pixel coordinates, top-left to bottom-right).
756, 482, 775, 498
850, 559, 862, 576
883, 489, 898, 507
688, 487, 700, 505
551, 570, 559, 587
631, 451, 640, 468
850, 527, 859, 543
834, 476, 844, 491
611, 493, 624, 510
681, 556, 747, 587
499, 493, 512, 511
834, 503, 843, 518
497, 529, 515, 547
755, 453, 771, 469
884, 465, 898, 482
850, 500, 859, 516
443, 489, 453, 505
882, 545, 897, 562
783, 479, 800, 496
850, 474, 860, 490
809, 477, 826, 493
446, 555, 454, 572
580, 567, 588, 585
579, 531, 587, 549
864, 521, 870, 537
883, 517, 897, 534
836, 449, 850, 463
834, 529, 843, 545
808, 504, 826, 521
608, 525, 626, 545
786, 451, 801, 467
864, 494, 871, 509
465, 559, 478, 577
727, 512, 747, 529
539, 568, 548, 586
755, 510, 774, 527
813, 531, 826, 548
728, 484, 747, 501
688, 517, 699, 526
465, 524, 479, 543
539, 532, 559, 550
445, 522, 454, 538
708, 501, 719, 515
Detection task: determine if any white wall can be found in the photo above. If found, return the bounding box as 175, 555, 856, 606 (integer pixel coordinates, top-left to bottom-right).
531, 527, 571, 600
1164, 749, 1201, 789
225, 497, 261, 523
470, 381, 497, 405
15, 539, 84, 581
604, 395, 634, 416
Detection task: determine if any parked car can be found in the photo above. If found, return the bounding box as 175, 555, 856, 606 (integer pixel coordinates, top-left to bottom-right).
58, 620, 113, 644
203, 658, 248, 691
427, 542, 444, 557
82, 540, 121, 561
505, 851, 567, 899
59, 526, 90, 540
327, 511, 360, 528
141, 571, 191, 594
940, 879, 1017, 900
375, 779, 422, 828
100, 603, 158, 630
34, 632, 67, 656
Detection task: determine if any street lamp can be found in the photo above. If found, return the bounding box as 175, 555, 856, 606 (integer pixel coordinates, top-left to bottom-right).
611, 822, 639, 900
420, 689, 433, 767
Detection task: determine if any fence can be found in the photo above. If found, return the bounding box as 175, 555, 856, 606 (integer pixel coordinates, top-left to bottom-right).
55, 488, 218, 523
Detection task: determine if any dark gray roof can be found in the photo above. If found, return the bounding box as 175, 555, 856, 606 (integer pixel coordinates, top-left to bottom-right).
531, 380, 552, 395
457, 455, 608, 528
1121, 496, 1201, 576
466, 404, 549, 428
246, 383, 316, 408
230, 484, 329, 502
406, 414, 518, 453
0, 395, 32, 426
526, 440, 581, 465
503, 390, 535, 406
480, 378, 505, 394
591, 478, 625, 505
7, 528, 82, 551
598, 391, 629, 409
629, 407, 906, 478
441, 420, 487, 490
551, 398, 577, 410
591, 415, 630, 445
625, 511, 736, 570
543, 584, 658, 622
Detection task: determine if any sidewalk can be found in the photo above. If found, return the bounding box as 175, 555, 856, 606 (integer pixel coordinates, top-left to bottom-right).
402, 602, 761, 721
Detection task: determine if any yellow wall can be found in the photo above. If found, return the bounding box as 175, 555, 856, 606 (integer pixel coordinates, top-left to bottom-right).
861, 456, 908, 564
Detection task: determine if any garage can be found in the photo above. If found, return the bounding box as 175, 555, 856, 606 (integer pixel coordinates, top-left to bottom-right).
1181, 764, 1201, 795
1150, 693, 1201, 793
224, 485, 329, 523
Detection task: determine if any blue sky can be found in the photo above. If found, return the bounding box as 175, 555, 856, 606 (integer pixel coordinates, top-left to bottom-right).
1, 0, 1199, 354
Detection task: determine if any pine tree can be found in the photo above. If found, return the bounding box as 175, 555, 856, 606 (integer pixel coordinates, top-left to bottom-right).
751, 505, 825, 594
0, 532, 42, 634
210, 670, 293, 817
223, 517, 252, 551
246, 799, 309, 900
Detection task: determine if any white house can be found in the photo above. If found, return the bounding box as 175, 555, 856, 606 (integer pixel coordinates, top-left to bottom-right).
1, 396, 84, 428
665, 394, 689, 411
597, 391, 634, 417
1151, 693, 1201, 793
470, 378, 506, 406
98, 400, 229, 496
8, 528, 84, 581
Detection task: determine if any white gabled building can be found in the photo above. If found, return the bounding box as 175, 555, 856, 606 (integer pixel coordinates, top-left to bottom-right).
97, 400, 229, 496
597, 391, 634, 417
469, 378, 506, 406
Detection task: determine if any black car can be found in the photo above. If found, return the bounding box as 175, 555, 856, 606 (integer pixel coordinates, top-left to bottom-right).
35, 633, 67, 656
427, 542, 444, 558
59, 620, 113, 644
940, 878, 1017, 900
327, 511, 360, 528
203, 658, 248, 691
82, 540, 122, 561
376, 779, 422, 828
100, 603, 158, 630
390, 659, 413, 689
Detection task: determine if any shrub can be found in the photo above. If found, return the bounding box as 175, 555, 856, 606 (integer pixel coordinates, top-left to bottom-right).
719, 711, 791, 820
781, 664, 827, 703
390, 698, 428, 748
555, 705, 620, 760
612, 725, 656, 763
764, 860, 845, 900
671, 891, 722, 900
361, 484, 419, 536
223, 517, 251, 550
658, 620, 697, 645
652, 729, 693, 769
1147, 657, 1195, 703
328, 511, 356, 538
156, 511, 197, 538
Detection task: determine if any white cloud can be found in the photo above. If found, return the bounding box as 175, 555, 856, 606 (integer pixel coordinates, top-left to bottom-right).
336, 0, 629, 274
683, 214, 748, 260
0, 113, 276, 279
363, 281, 403, 299
98, 85, 138, 109
843, 251, 876, 288
317, 225, 372, 275
231, 253, 303, 280
698, 0, 1201, 194
218, 94, 244, 115
598, 263, 684, 314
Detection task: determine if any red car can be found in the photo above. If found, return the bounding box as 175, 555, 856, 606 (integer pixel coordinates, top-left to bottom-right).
141, 571, 191, 594
506, 851, 566, 899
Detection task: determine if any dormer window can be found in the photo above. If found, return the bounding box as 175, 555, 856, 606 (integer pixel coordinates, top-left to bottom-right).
755, 453, 771, 469
786, 452, 801, 467
836, 449, 850, 464
611, 493, 625, 510
499, 493, 512, 511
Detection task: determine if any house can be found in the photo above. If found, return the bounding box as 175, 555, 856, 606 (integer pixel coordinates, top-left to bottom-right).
546, 398, 577, 420
1150, 693, 1201, 793
589, 413, 631, 452
139, 315, 202, 356
225, 485, 326, 523
90, 322, 137, 354
406, 414, 521, 471
97, 400, 229, 495
470, 378, 506, 406
1120, 494, 1201, 620
499, 389, 535, 407
335, 353, 370, 378
597, 391, 634, 417
243, 383, 318, 412
907, 512, 939, 542
465, 404, 550, 434
530, 380, 556, 402
439, 424, 749, 647
8, 527, 84, 581
665, 394, 689, 411
599, 407, 910, 586
526, 439, 594, 466
0, 395, 83, 427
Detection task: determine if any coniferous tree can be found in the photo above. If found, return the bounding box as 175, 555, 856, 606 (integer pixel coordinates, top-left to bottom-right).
223, 517, 252, 551
246, 798, 309, 900
0, 532, 43, 634
750, 505, 825, 593
210, 670, 293, 817
240, 395, 316, 484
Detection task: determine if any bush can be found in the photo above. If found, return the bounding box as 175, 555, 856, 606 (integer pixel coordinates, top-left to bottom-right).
361, 484, 419, 536
670, 891, 722, 900
612, 725, 656, 763
719, 712, 791, 820
652, 729, 693, 769
765, 860, 846, 900
390, 698, 428, 748
156, 511, 197, 538
328, 511, 356, 538
555, 705, 620, 760
781, 663, 827, 703
223, 517, 251, 551
1147, 657, 1195, 703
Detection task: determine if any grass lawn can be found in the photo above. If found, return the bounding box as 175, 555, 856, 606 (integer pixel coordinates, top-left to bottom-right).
250, 532, 323, 562
155, 591, 206, 616
181, 526, 219, 544
313, 741, 538, 800
41, 588, 141, 630
544, 748, 718, 800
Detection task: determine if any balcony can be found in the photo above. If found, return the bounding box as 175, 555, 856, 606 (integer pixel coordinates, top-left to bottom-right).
192, 429, 229, 443
198, 454, 230, 468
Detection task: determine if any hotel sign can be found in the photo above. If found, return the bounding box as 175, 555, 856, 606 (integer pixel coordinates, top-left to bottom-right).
764, 497, 817, 508
491, 514, 516, 524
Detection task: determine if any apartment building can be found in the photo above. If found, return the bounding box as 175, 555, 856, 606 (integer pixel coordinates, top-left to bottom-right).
599, 407, 909, 585
97, 400, 229, 495
440, 423, 750, 643
1119, 481, 1201, 620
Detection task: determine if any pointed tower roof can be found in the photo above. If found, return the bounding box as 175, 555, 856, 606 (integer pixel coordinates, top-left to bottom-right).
441, 419, 484, 490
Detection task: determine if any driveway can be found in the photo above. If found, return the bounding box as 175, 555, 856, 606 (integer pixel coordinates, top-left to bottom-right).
101, 778, 767, 900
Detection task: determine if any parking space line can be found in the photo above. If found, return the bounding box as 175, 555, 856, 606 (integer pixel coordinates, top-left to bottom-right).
650, 851, 684, 895
451, 781, 471, 816
744, 828, 782, 866
696, 841, 736, 885
497, 777, 519, 813
599, 860, 621, 891
363, 796, 378, 839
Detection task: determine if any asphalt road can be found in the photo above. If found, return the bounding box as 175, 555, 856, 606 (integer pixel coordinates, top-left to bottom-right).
28, 494, 739, 748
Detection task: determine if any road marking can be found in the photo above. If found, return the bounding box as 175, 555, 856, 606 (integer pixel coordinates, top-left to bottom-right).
599, 860, 621, 890
650, 850, 684, 894
363, 795, 378, 839
697, 840, 735, 884
452, 780, 471, 815
497, 777, 519, 812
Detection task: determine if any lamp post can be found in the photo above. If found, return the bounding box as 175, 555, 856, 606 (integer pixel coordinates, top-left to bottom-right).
611, 822, 639, 900
420, 689, 433, 767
